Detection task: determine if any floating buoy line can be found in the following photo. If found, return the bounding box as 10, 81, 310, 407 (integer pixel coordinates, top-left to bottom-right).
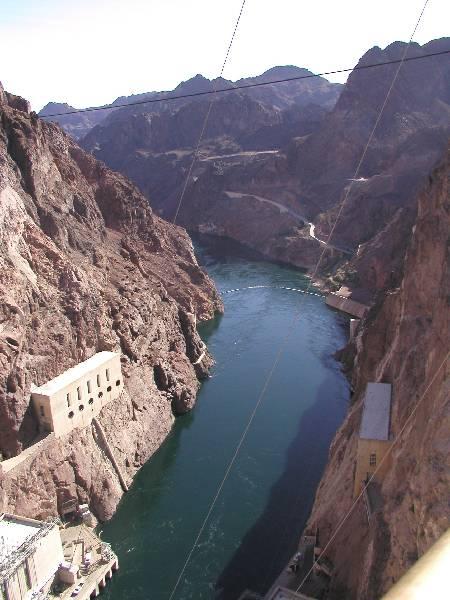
221, 285, 323, 297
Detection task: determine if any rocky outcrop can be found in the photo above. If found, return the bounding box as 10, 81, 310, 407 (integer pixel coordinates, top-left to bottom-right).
304, 144, 449, 598
0, 88, 222, 520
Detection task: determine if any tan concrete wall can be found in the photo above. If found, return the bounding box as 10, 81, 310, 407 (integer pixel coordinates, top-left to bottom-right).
354, 438, 392, 497
31, 354, 124, 438
31, 525, 64, 594
325, 294, 369, 319
1, 524, 63, 600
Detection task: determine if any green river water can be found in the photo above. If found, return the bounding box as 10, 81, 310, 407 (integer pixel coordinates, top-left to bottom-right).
100, 238, 349, 600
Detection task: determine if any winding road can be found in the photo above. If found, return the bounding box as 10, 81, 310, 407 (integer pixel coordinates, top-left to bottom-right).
224, 191, 353, 255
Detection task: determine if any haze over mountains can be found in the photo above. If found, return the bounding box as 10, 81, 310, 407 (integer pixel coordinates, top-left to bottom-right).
39, 66, 341, 140
41, 37, 450, 301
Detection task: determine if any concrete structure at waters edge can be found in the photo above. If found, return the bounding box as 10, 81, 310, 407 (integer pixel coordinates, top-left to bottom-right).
325, 294, 369, 319
0, 513, 119, 600
0, 513, 64, 600
31, 352, 123, 437
354, 383, 393, 497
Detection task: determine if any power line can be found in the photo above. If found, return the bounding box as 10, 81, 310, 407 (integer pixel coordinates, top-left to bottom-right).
296, 350, 449, 594
171, 0, 247, 225
166, 0, 439, 598
295, 0, 444, 593
166, 1, 248, 597
39, 48, 450, 119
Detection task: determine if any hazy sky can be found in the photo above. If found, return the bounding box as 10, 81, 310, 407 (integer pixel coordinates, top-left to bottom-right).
0, 0, 448, 111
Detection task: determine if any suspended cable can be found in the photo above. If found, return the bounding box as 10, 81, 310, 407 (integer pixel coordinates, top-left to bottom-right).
166, 0, 442, 598
296, 350, 449, 594
171, 0, 247, 225
295, 0, 445, 593
166, 1, 248, 597
39, 49, 450, 119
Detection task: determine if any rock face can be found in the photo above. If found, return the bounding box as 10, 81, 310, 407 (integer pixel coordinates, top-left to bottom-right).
304, 145, 449, 599
293, 38, 450, 290
0, 88, 222, 520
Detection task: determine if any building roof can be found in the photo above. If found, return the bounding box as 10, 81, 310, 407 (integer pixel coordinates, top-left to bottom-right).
359, 383, 392, 441
325, 294, 369, 319
0, 515, 41, 563
32, 352, 120, 396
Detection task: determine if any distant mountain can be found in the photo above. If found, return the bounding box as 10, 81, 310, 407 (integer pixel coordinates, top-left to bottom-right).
39, 40, 450, 292
38, 66, 342, 140
38, 101, 110, 140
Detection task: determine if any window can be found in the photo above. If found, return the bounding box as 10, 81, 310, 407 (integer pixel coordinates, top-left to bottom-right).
67, 393, 71, 407
89, 398, 94, 405
107, 386, 112, 392
369, 453, 377, 466
68, 411, 74, 418
98, 391, 103, 398
39, 405, 45, 417
17, 563, 31, 594
116, 380, 121, 387
79, 404, 84, 411
24, 562, 32, 590
97, 374, 101, 387
77, 386, 81, 401
106, 368, 110, 382
87, 380, 92, 393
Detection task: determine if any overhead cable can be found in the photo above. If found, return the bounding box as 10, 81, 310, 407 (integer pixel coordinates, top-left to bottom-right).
39, 48, 450, 119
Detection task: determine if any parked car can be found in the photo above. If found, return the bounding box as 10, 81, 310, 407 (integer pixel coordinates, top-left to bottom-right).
71, 581, 85, 597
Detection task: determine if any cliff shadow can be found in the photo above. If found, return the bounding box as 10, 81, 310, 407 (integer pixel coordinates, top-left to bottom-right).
215, 373, 348, 599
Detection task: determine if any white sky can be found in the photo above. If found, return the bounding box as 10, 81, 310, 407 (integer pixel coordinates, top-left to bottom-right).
0, 0, 448, 111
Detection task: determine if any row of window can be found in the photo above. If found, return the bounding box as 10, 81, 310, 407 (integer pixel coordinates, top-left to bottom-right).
1, 560, 32, 600
67, 369, 113, 407
67, 380, 121, 419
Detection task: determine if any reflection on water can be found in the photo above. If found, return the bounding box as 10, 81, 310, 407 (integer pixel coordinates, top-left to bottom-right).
101, 237, 349, 600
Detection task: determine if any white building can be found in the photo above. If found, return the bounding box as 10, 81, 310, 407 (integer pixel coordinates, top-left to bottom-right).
0, 514, 63, 600
31, 352, 123, 437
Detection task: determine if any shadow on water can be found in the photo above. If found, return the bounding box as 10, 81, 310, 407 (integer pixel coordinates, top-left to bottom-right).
198, 311, 224, 341
216, 372, 348, 599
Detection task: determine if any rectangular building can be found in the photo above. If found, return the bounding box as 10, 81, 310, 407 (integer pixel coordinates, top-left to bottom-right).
0, 514, 64, 600
31, 352, 123, 437
354, 383, 392, 497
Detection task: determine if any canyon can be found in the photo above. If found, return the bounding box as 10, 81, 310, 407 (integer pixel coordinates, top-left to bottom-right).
43, 39, 450, 300
0, 33, 448, 600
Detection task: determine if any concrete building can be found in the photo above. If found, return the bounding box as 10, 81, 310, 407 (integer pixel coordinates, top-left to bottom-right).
354, 383, 393, 497
0, 513, 64, 600
31, 352, 123, 437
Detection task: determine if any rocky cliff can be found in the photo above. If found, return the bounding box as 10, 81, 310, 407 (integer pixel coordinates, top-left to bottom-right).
304, 144, 449, 598
0, 83, 222, 521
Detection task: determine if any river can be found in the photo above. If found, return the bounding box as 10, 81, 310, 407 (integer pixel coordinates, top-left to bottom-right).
100, 237, 350, 600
